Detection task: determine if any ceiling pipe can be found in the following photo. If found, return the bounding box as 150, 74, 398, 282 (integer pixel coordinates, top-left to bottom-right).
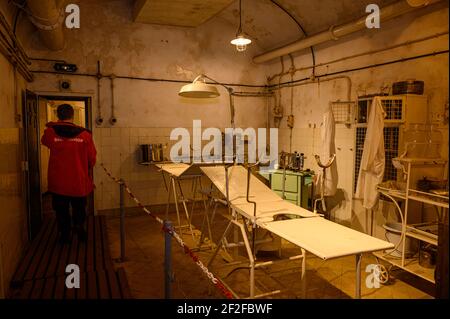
27, 0, 65, 51
253, 0, 442, 64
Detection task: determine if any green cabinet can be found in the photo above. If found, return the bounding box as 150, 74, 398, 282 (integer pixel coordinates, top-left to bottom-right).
259, 169, 314, 210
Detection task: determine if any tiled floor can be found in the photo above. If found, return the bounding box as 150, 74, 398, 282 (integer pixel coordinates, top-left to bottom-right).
104, 206, 435, 299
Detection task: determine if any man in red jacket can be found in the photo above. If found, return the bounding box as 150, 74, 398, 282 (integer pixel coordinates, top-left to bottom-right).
41, 104, 97, 243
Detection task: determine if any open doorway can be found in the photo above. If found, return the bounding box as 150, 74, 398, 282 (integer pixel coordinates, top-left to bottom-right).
39, 96, 94, 220
23, 94, 93, 239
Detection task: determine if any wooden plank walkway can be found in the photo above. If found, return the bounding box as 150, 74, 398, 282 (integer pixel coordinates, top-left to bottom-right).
9, 215, 131, 299
15, 268, 131, 299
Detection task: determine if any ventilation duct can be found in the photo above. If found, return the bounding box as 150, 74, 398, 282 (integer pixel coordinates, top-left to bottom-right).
27, 0, 65, 51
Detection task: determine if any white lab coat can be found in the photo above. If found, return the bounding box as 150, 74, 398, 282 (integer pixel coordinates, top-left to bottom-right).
355, 96, 386, 209
316, 108, 338, 197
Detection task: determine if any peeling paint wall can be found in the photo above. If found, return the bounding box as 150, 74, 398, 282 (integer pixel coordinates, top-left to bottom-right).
266, 4, 449, 237
23, 0, 269, 211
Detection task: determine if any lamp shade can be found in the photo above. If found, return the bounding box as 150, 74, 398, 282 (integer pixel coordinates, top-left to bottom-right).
231, 34, 251, 52
178, 81, 220, 98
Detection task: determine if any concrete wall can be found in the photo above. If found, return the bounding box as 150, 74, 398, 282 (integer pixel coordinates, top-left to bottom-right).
0, 3, 29, 297
265, 3, 449, 238
23, 0, 269, 211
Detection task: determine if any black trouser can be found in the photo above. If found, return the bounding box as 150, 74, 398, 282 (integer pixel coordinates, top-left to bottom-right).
52, 194, 87, 237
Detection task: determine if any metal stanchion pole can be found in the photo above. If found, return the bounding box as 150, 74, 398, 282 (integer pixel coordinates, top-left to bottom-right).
119, 179, 126, 262
164, 220, 173, 299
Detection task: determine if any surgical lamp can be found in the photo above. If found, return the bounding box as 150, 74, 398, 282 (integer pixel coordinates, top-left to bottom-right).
178, 74, 235, 128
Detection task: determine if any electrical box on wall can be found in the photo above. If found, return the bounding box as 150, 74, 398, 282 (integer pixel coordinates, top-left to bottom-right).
59, 80, 72, 91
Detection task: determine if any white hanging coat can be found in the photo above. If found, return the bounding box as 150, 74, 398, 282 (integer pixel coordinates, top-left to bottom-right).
355, 96, 386, 209
315, 108, 338, 197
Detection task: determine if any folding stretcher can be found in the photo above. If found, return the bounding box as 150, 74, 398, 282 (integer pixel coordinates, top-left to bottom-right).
156, 163, 205, 242
200, 165, 394, 299
156, 162, 218, 246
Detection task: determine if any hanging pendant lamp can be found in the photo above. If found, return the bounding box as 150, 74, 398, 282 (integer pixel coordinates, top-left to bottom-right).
230, 0, 252, 52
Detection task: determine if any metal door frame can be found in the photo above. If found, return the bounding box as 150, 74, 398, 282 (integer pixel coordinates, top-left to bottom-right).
22, 90, 42, 240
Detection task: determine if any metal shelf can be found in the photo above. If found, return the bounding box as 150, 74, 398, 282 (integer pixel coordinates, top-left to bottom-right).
377, 187, 406, 200
408, 194, 449, 208
405, 227, 438, 246
393, 157, 447, 165
377, 187, 448, 208
408, 189, 449, 209
375, 156, 447, 285
373, 251, 435, 284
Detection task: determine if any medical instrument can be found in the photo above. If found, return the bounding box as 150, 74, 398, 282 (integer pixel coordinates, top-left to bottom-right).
313, 154, 336, 213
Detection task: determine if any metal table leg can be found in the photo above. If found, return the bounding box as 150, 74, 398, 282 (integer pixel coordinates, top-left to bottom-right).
356, 253, 362, 299
171, 177, 182, 231
301, 248, 306, 299
177, 179, 195, 242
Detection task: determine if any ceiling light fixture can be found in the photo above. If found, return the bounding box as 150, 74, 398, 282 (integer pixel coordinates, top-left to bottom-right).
230, 0, 251, 52
178, 74, 236, 128
178, 75, 221, 98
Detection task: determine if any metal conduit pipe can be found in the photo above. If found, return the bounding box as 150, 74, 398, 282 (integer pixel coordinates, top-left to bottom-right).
0, 12, 32, 80
270, 75, 352, 103
13, 65, 20, 123
95, 60, 104, 126
0, 36, 31, 79
29, 69, 266, 88
270, 74, 352, 153
0, 12, 27, 122
254, 0, 442, 64
267, 30, 449, 82
270, 49, 448, 89
0, 11, 30, 65
109, 74, 117, 125
231, 92, 273, 97
29, 49, 447, 90
27, 0, 65, 50
269, 0, 316, 77
0, 36, 33, 81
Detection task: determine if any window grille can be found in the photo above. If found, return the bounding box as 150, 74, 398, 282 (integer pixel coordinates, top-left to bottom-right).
354, 127, 399, 193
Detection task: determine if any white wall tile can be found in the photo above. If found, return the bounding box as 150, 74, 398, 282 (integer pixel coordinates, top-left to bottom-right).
101, 128, 111, 137
110, 128, 121, 137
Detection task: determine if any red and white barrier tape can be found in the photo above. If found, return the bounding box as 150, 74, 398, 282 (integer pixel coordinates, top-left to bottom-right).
99, 163, 233, 299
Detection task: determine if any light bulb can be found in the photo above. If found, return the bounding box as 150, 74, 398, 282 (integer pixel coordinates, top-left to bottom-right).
236, 44, 246, 52
231, 34, 252, 52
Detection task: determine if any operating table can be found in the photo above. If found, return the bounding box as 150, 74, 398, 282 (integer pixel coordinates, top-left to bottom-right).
200, 165, 394, 299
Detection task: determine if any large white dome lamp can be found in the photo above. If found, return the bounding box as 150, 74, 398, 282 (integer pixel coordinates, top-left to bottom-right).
178, 74, 236, 128
178, 75, 220, 98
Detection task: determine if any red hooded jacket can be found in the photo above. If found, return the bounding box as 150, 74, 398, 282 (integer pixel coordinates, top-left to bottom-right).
41, 121, 97, 197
